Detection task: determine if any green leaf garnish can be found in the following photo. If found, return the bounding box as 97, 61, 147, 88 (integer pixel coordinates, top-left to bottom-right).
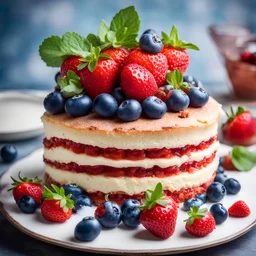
138, 183, 168, 211
162, 25, 199, 51
42, 184, 74, 213
8, 171, 42, 191
57, 70, 84, 97
230, 146, 256, 172
184, 206, 208, 226
166, 69, 190, 90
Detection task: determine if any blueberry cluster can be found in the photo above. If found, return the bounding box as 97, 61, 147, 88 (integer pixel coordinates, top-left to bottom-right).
182, 157, 241, 225
0, 144, 17, 163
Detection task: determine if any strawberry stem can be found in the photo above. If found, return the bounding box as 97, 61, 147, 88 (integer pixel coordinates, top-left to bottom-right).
184, 206, 208, 226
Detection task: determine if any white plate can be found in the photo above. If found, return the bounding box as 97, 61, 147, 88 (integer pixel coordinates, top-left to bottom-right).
0, 145, 255, 255
0, 91, 47, 141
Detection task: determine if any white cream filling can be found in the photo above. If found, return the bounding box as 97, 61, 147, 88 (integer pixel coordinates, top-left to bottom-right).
44, 141, 219, 169
43, 120, 218, 150
45, 156, 218, 195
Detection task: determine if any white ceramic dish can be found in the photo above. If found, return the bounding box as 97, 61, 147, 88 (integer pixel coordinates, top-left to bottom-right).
0, 91, 47, 141
0, 145, 255, 255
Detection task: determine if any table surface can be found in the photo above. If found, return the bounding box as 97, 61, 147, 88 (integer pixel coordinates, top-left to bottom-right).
0, 88, 255, 256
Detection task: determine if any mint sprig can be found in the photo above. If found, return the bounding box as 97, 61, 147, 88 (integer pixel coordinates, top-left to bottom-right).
166, 69, 190, 90
230, 146, 256, 172
43, 184, 74, 213
97, 6, 140, 49
184, 206, 208, 226
162, 25, 199, 51
139, 183, 168, 211
57, 70, 83, 97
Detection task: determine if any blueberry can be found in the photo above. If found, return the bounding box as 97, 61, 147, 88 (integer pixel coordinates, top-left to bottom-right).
65, 94, 92, 117
164, 84, 174, 92
75, 217, 101, 241
63, 184, 84, 200
55, 71, 61, 83
183, 198, 203, 211
196, 193, 207, 204
0, 145, 17, 162
118, 99, 142, 122
219, 156, 225, 165
210, 203, 228, 225
206, 182, 226, 202
95, 201, 122, 228
121, 199, 140, 212
187, 87, 209, 108
73, 195, 92, 213
217, 165, 225, 174
122, 207, 141, 228
139, 33, 163, 54
224, 178, 241, 195
18, 195, 37, 214
183, 76, 199, 87
166, 90, 190, 112
142, 96, 167, 119
143, 29, 157, 35
111, 87, 126, 104
44, 91, 65, 114
93, 93, 118, 118
214, 173, 228, 184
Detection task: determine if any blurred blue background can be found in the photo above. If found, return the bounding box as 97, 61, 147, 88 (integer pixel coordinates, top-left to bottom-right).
0, 0, 255, 91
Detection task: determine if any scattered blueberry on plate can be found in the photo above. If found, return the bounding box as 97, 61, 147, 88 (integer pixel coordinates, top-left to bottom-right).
224, 178, 241, 195
73, 195, 92, 213
75, 217, 102, 241
142, 96, 167, 119
206, 182, 226, 202
183, 198, 203, 211
210, 203, 228, 225
122, 207, 141, 228
95, 201, 122, 228
18, 195, 37, 214
117, 99, 142, 122
214, 173, 228, 184
63, 184, 84, 201
121, 199, 140, 212
44, 91, 65, 114
0, 145, 18, 163
196, 193, 207, 204
217, 165, 225, 174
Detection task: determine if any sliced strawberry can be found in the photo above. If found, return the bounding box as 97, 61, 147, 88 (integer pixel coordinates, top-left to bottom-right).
60, 56, 81, 77
228, 200, 251, 217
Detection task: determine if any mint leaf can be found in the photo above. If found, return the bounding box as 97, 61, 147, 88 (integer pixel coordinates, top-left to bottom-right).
110, 6, 140, 36
86, 34, 101, 47
106, 31, 116, 43
116, 27, 128, 42
98, 19, 110, 42
231, 146, 256, 172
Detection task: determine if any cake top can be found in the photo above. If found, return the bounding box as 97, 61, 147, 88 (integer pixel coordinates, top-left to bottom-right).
42, 97, 221, 133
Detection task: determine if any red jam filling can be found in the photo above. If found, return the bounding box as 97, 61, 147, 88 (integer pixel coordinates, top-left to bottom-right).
43, 135, 217, 160
44, 152, 216, 178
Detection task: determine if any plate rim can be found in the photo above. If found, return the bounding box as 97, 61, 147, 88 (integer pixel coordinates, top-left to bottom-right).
0, 148, 256, 255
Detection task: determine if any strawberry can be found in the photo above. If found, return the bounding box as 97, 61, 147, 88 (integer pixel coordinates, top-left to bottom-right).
102, 48, 129, 70
80, 59, 119, 99
162, 25, 199, 74
41, 185, 74, 223
60, 56, 81, 77
222, 106, 256, 146
155, 86, 172, 102
184, 207, 216, 237
121, 64, 158, 102
139, 183, 178, 239
8, 172, 42, 204
228, 200, 251, 217
222, 155, 236, 170
124, 48, 168, 87
240, 51, 252, 63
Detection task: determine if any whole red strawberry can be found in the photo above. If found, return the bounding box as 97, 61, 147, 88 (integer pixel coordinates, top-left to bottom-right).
240, 51, 252, 63
139, 183, 178, 239
80, 59, 119, 99
221, 155, 236, 170
162, 25, 199, 74
124, 48, 168, 87
228, 200, 251, 217
8, 172, 43, 204
41, 185, 74, 223
222, 106, 256, 146
184, 207, 216, 237
102, 48, 129, 70
60, 56, 81, 77
121, 64, 158, 102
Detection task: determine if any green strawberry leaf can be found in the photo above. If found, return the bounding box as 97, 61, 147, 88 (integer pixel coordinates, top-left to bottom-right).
184, 206, 208, 225
162, 25, 199, 51
224, 106, 245, 124
231, 146, 256, 172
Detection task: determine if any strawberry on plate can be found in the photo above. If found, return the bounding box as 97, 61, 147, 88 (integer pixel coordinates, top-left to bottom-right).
8, 172, 43, 204
162, 25, 199, 74
121, 64, 158, 102
222, 106, 256, 146
41, 184, 74, 223
60, 56, 82, 77
184, 206, 216, 237
139, 182, 178, 239
228, 200, 251, 217
124, 48, 168, 87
